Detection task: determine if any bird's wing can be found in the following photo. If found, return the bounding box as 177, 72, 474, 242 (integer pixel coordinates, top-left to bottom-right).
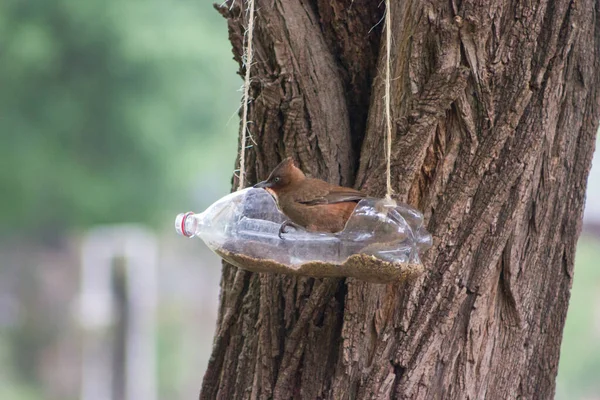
298, 191, 366, 205
294, 180, 367, 205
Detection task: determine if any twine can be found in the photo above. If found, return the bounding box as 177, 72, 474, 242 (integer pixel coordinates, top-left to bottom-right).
384, 0, 394, 200
237, 0, 256, 190
237, 0, 392, 197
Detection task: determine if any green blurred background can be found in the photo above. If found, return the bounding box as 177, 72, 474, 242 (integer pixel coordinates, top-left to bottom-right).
0, 1, 598, 399
0, 0, 237, 399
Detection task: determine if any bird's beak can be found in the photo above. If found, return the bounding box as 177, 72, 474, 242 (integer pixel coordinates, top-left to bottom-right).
253, 180, 272, 189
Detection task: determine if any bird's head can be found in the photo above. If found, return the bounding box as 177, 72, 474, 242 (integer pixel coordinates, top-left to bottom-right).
253, 157, 306, 192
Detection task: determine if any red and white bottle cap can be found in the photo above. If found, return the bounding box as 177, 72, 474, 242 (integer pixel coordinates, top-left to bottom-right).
174, 212, 196, 237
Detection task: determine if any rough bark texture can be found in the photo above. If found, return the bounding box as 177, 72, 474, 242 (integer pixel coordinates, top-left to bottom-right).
203, 0, 600, 399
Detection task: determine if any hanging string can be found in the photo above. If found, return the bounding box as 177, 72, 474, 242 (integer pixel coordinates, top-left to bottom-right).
237, 0, 256, 190
384, 0, 394, 200
236, 0, 390, 194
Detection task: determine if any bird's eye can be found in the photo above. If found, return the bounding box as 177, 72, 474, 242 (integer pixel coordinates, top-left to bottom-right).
274, 177, 280, 183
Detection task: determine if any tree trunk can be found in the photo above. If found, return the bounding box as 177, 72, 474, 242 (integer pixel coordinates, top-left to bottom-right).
202, 0, 600, 399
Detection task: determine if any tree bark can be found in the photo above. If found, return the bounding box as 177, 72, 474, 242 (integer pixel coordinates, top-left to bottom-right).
202, 0, 600, 399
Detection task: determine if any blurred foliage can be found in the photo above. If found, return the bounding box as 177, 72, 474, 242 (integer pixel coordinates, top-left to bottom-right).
556, 236, 600, 399
0, 0, 239, 235
0, 0, 239, 397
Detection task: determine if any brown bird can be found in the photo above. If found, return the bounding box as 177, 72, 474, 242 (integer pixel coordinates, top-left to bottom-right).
253, 158, 367, 236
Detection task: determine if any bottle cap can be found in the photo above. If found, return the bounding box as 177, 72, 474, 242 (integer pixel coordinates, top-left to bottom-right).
175, 212, 195, 237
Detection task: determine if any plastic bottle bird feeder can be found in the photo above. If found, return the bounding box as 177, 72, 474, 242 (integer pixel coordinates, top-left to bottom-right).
175, 188, 431, 283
